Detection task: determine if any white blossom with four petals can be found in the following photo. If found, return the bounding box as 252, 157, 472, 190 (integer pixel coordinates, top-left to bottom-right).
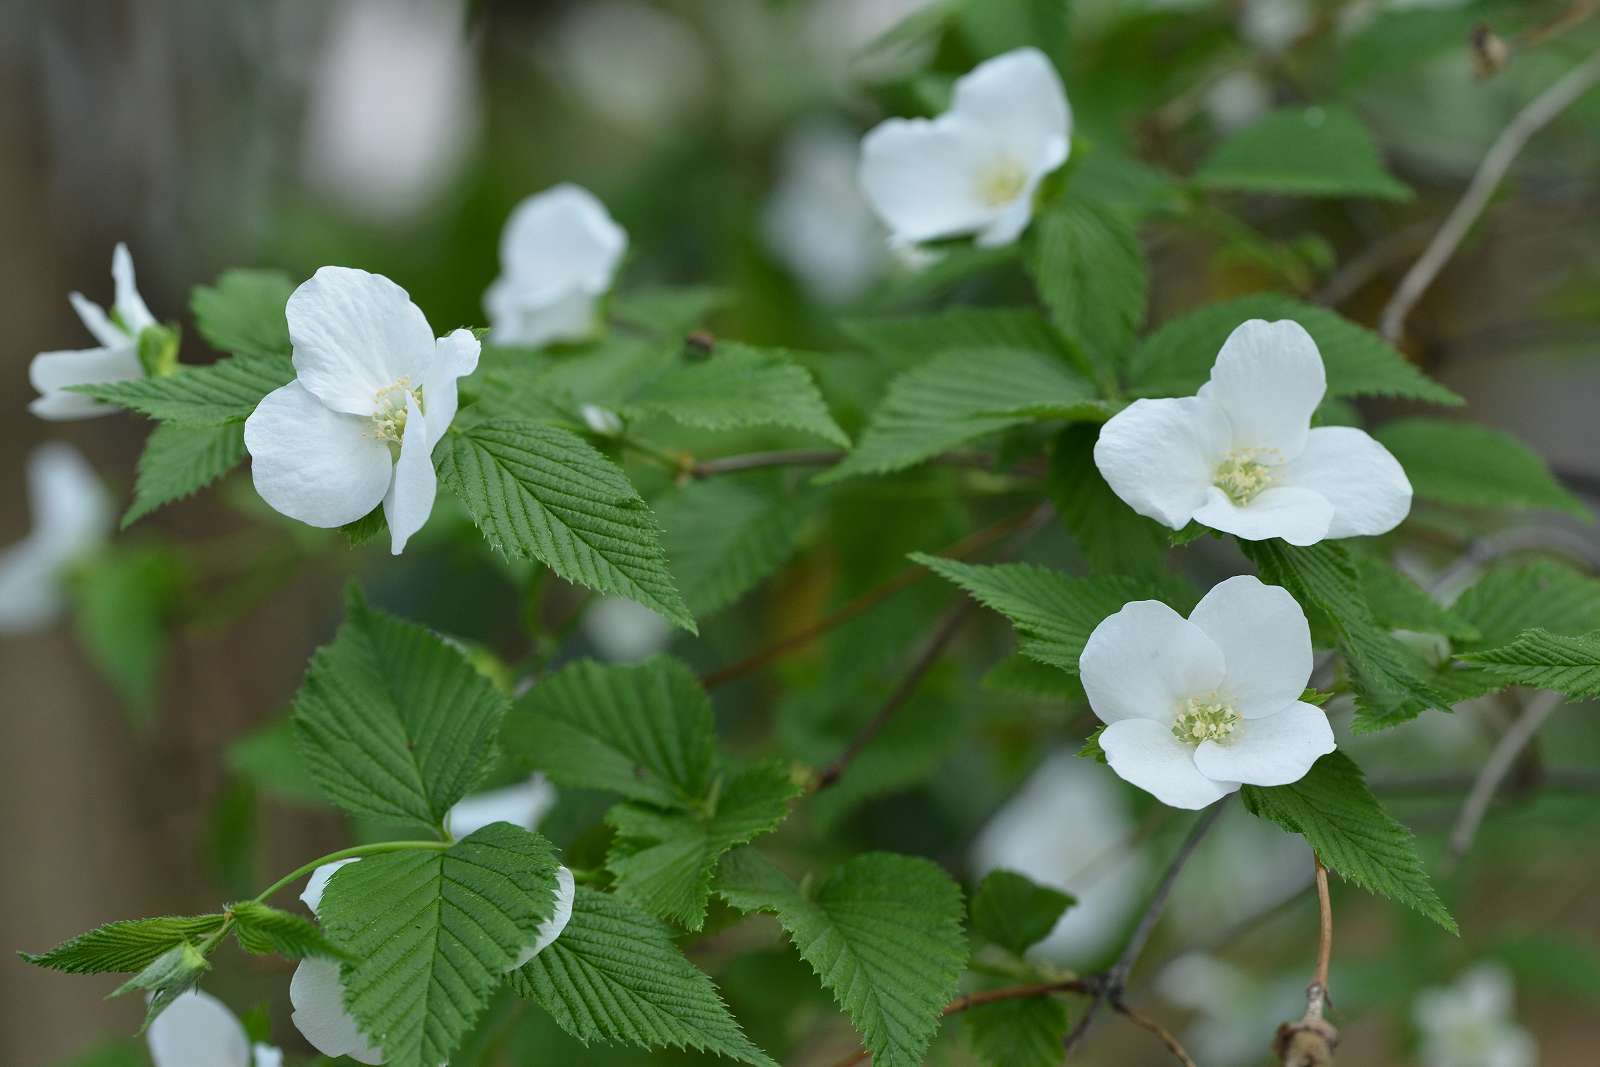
1094, 318, 1412, 546
30, 243, 154, 420
858, 47, 1071, 249
145, 988, 281, 1067
485, 184, 627, 349
243, 266, 479, 556
1080, 575, 1336, 809
0, 444, 111, 633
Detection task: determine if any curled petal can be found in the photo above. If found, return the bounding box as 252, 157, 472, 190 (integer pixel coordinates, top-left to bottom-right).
1199, 319, 1326, 458
68, 292, 125, 346
1100, 719, 1237, 810
146, 989, 251, 1067
1191, 485, 1333, 546
245, 382, 394, 529
0, 538, 67, 633
381, 395, 436, 555
27, 442, 112, 552
289, 957, 384, 1065
287, 267, 436, 415
29, 345, 144, 421
485, 278, 600, 348
1093, 396, 1232, 529
858, 117, 995, 246
949, 46, 1072, 174
1187, 575, 1312, 718
511, 866, 576, 969
1277, 426, 1412, 538
422, 328, 480, 446
111, 242, 157, 336
1193, 702, 1335, 787
1080, 601, 1226, 724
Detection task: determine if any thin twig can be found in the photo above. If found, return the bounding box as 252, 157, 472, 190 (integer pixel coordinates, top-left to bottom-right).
1312, 858, 1333, 993
689, 449, 843, 477
1380, 45, 1600, 342
1371, 768, 1600, 795
1444, 690, 1565, 871
1116, 1001, 1199, 1067
1272, 857, 1339, 1066
825, 980, 1093, 1067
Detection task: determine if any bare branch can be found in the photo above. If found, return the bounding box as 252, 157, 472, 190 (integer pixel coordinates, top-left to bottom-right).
1273, 856, 1339, 1067
1444, 690, 1565, 871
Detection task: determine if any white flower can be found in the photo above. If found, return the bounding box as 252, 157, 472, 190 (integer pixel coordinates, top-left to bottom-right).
445, 774, 558, 839
1081, 575, 1335, 810
291, 857, 575, 1064
1169, 802, 1312, 937
30, 243, 154, 420
580, 404, 624, 437
858, 47, 1071, 249
583, 596, 673, 662
243, 266, 479, 556
764, 123, 887, 304
146, 988, 281, 1067
0, 444, 111, 633
485, 184, 627, 349
1094, 319, 1412, 546
1414, 965, 1536, 1067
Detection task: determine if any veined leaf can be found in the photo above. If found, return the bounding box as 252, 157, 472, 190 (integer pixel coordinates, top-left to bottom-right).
963, 995, 1070, 1067
1376, 417, 1588, 519
654, 474, 813, 618
840, 307, 1067, 363
1458, 629, 1600, 699
1047, 425, 1169, 578
21, 915, 225, 975
70, 355, 293, 426
1451, 560, 1600, 652
189, 269, 294, 359
228, 901, 348, 960
623, 343, 848, 446
969, 869, 1074, 955
1354, 551, 1479, 641
1029, 199, 1147, 385
609, 286, 729, 338
1193, 106, 1412, 201
124, 422, 246, 527
112, 942, 210, 1032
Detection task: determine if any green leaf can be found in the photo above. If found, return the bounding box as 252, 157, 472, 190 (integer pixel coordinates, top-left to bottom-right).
505, 656, 716, 808
1129, 294, 1461, 405
654, 474, 812, 618
340, 506, 389, 548
607, 761, 801, 930
717, 849, 967, 1067
70, 355, 294, 426
1078, 724, 1107, 763
511, 886, 775, 1065
21, 914, 225, 974
1458, 629, 1600, 699
437, 418, 695, 631
291, 587, 508, 833
318, 824, 562, 1067
840, 307, 1068, 363
111, 941, 211, 1032
1029, 200, 1147, 385
1451, 560, 1600, 652
962, 995, 1071, 1067
623, 344, 849, 446
1242, 751, 1456, 932
609, 286, 729, 338
189, 269, 295, 358
959, 0, 1071, 71
969, 870, 1074, 955
229, 901, 350, 960
1193, 106, 1412, 200
1375, 417, 1587, 519
124, 422, 246, 527
818, 348, 1105, 483
1355, 551, 1480, 641
71, 546, 185, 726
1047, 425, 1169, 577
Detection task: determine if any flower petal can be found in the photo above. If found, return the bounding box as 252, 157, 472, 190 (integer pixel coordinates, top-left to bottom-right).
0, 539, 67, 633
1092, 396, 1232, 529
1276, 426, 1412, 538
485, 278, 600, 348
244, 382, 394, 528
289, 957, 384, 1065
381, 395, 435, 555
1100, 719, 1237, 810
111, 242, 157, 336
1187, 575, 1312, 718
287, 266, 436, 415
446, 775, 558, 838
421, 327, 481, 446
1198, 319, 1325, 458
1193, 702, 1334, 787
251, 1044, 284, 1067
497, 184, 627, 296
1191, 485, 1333, 545
1080, 600, 1226, 724
300, 858, 360, 916
511, 866, 576, 969
858, 116, 996, 246
68, 292, 124, 346
949, 47, 1071, 173
29, 345, 144, 420
146, 989, 252, 1067
28, 442, 112, 552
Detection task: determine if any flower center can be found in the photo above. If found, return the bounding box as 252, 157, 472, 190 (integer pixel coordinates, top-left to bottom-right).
372, 378, 421, 444
975, 158, 1028, 207
1213, 449, 1276, 505
1171, 697, 1240, 745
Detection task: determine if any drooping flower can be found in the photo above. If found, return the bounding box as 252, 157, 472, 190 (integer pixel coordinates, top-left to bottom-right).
484, 184, 627, 349
764, 122, 886, 304
0, 444, 111, 633
1414, 965, 1536, 1067
243, 266, 479, 556
30, 243, 156, 420
858, 47, 1071, 249
146, 988, 281, 1067
1080, 575, 1335, 810
1094, 319, 1412, 546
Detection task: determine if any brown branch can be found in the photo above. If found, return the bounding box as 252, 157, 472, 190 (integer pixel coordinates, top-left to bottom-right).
1274, 857, 1339, 1067
1443, 690, 1564, 871
1118, 1001, 1199, 1067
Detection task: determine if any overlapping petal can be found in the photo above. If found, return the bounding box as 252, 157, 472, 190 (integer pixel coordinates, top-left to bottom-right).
948, 46, 1071, 172
287, 267, 435, 415
1277, 426, 1412, 538
858, 118, 994, 246
1080, 600, 1226, 723
1187, 575, 1312, 718
381, 394, 435, 555
111, 241, 157, 336
1100, 719, 1240, 810
146, 989, 252, 1067
290, 956, 385, 1065
244, 382, 395, 528
1190, 485, 1334, 546
421, 328, 481, 447
28, 345, 143, 420
1092, 396, 1232, 529
1194, 702, 1335, 787
1198, 319, 1325, 457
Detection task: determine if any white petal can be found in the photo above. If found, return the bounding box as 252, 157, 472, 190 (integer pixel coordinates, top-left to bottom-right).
29, 344, 144, 420
0, 539, 67, 633
68, 292, 125, 346
1193, 702, 1334, 787
1187, 575, 1312, 719
1198, 319, 1326, 458
949, 47, 1072, 173
1100, 719, 1237, 810
289, 957, 384, 1065
1191, 485, 1333, 546
1080, 600, 1226, 724
381, 396, 435, 555
287, 267, 436, 415
1276, 426, 1412, 538
146, 989, 251, 1067
498, 183, 627, 296
421, 327, 480, 446
511, 866, 576, 969
446, 775, 558, 838
111, 242, 158, 336
858, 117, 997, 246
1092, 396, 1232, 529
244, 382, 394, 529
251, 1044, 284, 1067
485, 277, 601, 348
300, 858, 360, 916
28, 442, 112, 553
975, 178, 1048, 248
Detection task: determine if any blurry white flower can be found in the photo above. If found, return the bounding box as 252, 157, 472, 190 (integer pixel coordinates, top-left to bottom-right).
1414, 965, 1536, 1067
30, 243, 153, 420
302, 0, 480, 219
859, 47, 1071, 248
1158, 955, 1305, 1066
1170, 802, 1313, 937
0, 444, 111, 633
1204, 70, 1273, 132
146, 988, 281, 1067
445, 774, 558, 839
1094, 319, 1412, 545
485, 185, 627, 349
1082, 576, 1334, 810
764, 123, 887, 304
244, 267, 479, 555
970, 751, 1150, 961
583, 596, 674, 662
1240, 0, 1313, 53
544, 1, 709, 131
580, 404, 624, 437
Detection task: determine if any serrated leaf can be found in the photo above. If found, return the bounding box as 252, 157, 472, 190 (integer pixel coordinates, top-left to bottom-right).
981, 653, 1084, 699
21, 915, 225, 975
1029, 200, 1147, 385
228, 901, 349, 960
969, 870, 1074, 955
318, 824, 561, 1067
190, 269, 295, 358
607, 761, 801, 930
510, 886, 775, 1065
1451, 560, 1600, 652
623, 344, 849, 446
717, 849, 967, 1067
70, 355, 294, 426
1375, 417, 1588, 519
111, 941, 211, 1032
840, 307, 1068, 363
654, 474, 813, 618
609, 286, 729, 338
1193, 106, 1412, 200
1458, 629, 1600, 698
818, 348, 1105, 483
1354, 551, 1479, 641
1242, 751, 1456, 932
963, 994, 1070, 1067
504, 656, 716, 808
340, 506, 388, 548
123, 422, 246, 527
1047, 425, 1169, 577
291, 588, 507, 833
437, 418, 695, 631
1129, 295, 1461, 405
